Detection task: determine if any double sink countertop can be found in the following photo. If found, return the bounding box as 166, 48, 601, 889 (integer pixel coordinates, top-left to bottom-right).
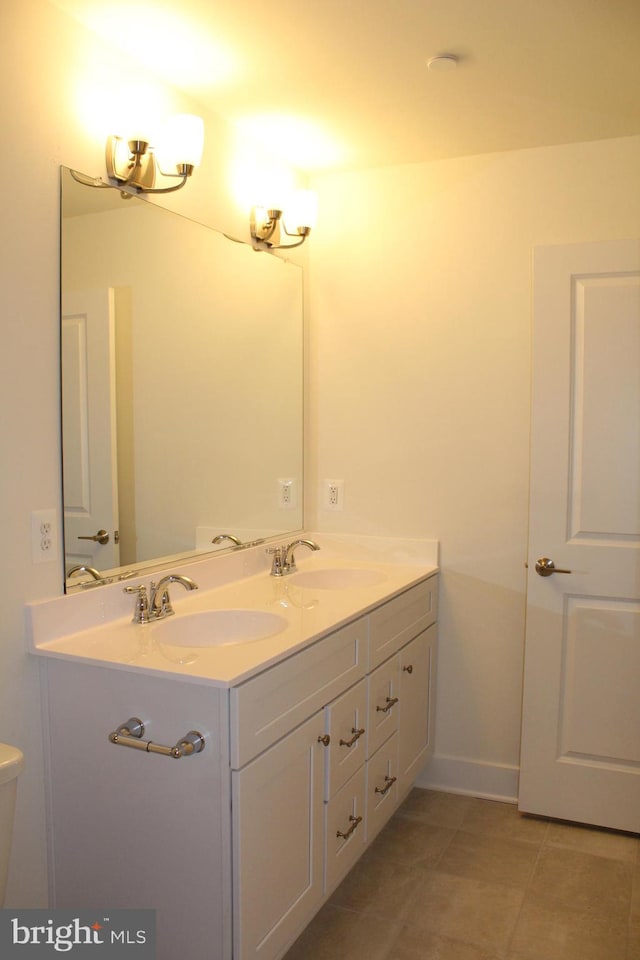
27, 534, 439, 688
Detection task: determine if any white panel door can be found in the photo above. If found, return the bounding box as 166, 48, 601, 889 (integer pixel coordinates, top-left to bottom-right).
62, 289, 120, 574
519, 239, 640, 832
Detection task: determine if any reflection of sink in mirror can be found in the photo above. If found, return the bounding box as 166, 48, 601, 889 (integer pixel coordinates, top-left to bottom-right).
153, 610, 288, 647
291, 568, 386, 590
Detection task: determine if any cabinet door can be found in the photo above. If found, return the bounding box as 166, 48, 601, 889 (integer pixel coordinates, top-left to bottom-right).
397, 624, 437, 795
324, 678, 367, 800
232, 713, 326, 960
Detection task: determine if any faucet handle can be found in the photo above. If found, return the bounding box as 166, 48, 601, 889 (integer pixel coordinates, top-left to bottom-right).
123, 584, 151, 624
266, 545, 285, 577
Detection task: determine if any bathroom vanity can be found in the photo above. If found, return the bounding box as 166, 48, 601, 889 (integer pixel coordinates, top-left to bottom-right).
31, 540, 438, 960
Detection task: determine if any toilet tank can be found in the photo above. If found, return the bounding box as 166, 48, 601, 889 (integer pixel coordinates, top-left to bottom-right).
0, 743, 24, 907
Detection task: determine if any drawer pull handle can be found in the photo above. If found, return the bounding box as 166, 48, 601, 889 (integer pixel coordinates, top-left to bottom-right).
336, 815, 362, 840
317, 734, 331, 746
339, 727, 365, 748
402, 664, 414, 674
375, 775, 397, 796
108, 717, 205, 759
376, 696, 399, 713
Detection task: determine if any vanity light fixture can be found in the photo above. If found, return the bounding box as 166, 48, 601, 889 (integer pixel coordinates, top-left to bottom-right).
105, 113, 205, 196
249, 189, 317, 250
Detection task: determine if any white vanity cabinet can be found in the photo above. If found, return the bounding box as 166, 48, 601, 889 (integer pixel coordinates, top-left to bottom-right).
230, 575, 438, 960
43, 572, 438, 960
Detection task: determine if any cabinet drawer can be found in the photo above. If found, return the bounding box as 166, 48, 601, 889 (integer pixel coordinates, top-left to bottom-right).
324, 679, 367, 800
366, 732, 399, 842
369, 576, 438, 670
231, 618, 367, 767
367, 655, 400, 758
324, 764, 366, 895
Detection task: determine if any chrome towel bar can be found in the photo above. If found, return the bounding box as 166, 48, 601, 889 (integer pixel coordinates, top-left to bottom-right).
108, 717, 205, 759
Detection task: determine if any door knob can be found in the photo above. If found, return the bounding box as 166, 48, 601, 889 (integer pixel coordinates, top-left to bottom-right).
77, 529, 110, 545
535, 557, 571, 577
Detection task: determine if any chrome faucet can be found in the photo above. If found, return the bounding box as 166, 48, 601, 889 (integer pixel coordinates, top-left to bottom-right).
268, 539, 320, 577
67, 564, 103, 581
211, 534, 243, 547
124, 574, 198, 624
150, 575, 198, 619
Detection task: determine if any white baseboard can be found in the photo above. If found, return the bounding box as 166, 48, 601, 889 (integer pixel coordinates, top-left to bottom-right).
415, 753, 520, 804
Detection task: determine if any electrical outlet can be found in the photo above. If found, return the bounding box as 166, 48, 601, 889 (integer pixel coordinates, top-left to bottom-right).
324, 479, 344, 511
278, 478, 296, 509
32, 508, 58, 563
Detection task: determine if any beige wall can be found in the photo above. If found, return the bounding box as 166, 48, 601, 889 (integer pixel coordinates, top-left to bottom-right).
0, 0, 305, 905
308, 135, 640, 796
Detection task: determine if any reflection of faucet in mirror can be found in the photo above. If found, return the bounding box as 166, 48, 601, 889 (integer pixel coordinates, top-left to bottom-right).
211, 534, 243, 547
268, 539, 320, 577
67, 564, 103, 581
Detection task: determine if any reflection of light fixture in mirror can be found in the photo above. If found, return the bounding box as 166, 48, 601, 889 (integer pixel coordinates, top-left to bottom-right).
105, 114, 204, 195
250, 189, 317, 250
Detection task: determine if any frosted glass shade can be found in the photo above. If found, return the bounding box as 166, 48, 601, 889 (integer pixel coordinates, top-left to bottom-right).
159, 114, 205, 169
285, 189, 318, 230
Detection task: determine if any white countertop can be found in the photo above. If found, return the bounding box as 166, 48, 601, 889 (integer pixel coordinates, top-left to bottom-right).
27, 535, 439, 688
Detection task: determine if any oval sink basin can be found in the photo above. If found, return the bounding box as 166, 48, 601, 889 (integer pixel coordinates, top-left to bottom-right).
291, 568, 386, 590
153, 609, 288, 647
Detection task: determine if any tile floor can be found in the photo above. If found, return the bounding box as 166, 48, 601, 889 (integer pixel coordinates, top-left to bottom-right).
283, 789, 640, 960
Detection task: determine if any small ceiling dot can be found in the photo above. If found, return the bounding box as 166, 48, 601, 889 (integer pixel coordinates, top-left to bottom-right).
427, 55, 458, 72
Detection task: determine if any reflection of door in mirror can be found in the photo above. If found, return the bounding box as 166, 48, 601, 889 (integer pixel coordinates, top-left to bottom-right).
61, 289, 120, 576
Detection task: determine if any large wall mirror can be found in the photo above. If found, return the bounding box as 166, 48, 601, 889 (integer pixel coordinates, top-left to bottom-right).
61, 167, 303, 590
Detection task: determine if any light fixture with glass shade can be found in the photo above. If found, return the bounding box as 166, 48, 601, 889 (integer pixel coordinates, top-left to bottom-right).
250, 189, 318, 250
105, 113, 205, 196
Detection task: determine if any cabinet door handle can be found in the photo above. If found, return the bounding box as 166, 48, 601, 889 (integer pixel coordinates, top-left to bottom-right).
402, 664, 413, 674
317, 734, 331, 746
336, 814, 362, 840
339, 727, 365, 748
374, 775, 397, 796
376, 696, 399, 713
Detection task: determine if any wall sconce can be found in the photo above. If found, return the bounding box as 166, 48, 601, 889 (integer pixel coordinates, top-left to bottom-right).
105, 114, 205, 195
249, 189, 317, 250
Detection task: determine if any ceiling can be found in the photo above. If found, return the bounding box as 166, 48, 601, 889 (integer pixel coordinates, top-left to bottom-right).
52, 0, 640, 174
